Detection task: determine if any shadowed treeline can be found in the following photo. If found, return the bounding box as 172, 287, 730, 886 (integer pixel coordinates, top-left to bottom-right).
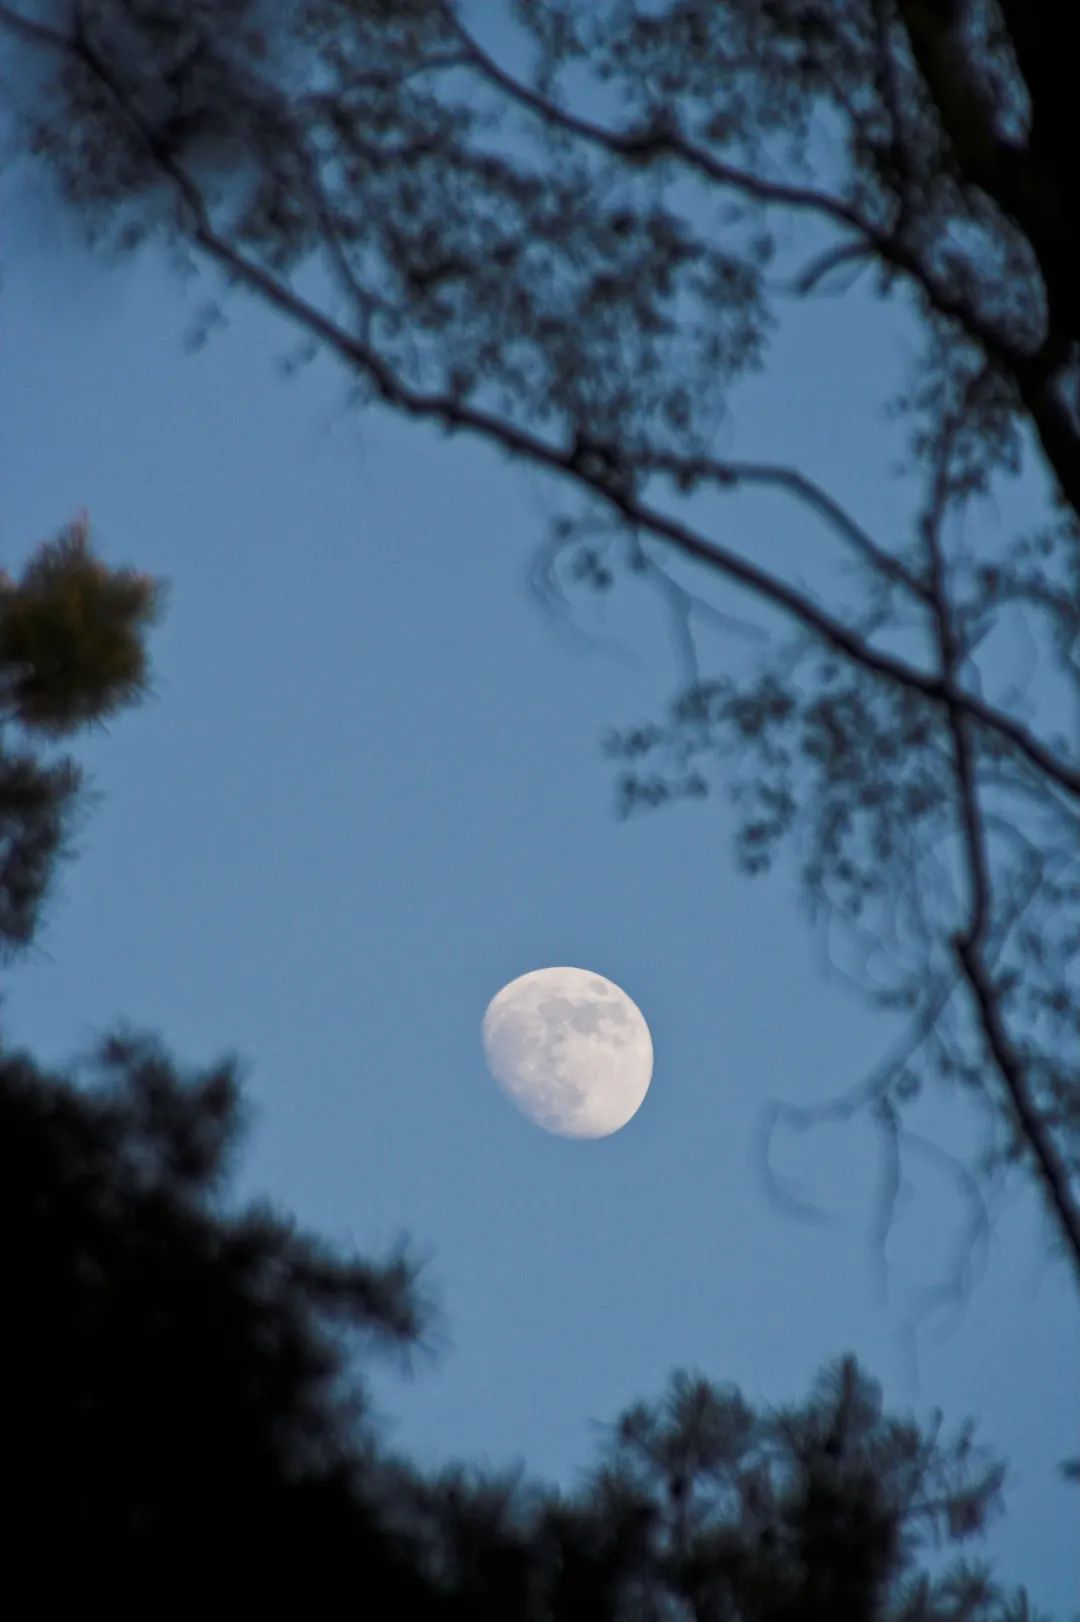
0, 519, 1049, 1619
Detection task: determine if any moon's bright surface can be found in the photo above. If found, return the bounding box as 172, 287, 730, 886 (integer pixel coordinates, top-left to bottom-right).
481, 966, 653, 1138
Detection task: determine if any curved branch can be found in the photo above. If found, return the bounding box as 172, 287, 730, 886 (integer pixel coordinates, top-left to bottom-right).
758, 968, 962, 1222
638, 450, 931, 603
793, 240, 876, 295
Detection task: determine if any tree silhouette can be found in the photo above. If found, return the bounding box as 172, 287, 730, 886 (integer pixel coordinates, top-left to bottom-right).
0, 517, 1057, 1615
2, 0, 1076, 1293
1, 1031, 447, 1618
0, 520, 443, 1615
545, 1357, 1031, 1622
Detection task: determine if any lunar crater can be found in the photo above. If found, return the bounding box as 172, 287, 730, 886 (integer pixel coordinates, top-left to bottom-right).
482, 966, 653, 1139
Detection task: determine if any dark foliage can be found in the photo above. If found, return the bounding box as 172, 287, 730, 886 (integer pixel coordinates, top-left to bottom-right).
0, 747, 81, 953
0, 517, 1051, 1619
1, 0, 1075, 1293
0, 1033, 440, 1618
0, 526, 443, 1616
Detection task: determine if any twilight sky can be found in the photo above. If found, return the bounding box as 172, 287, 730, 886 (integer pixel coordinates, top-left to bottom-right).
1, 31, 1077, 1612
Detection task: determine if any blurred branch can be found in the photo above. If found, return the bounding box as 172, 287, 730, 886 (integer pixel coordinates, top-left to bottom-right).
3, 2, 1079, 814
918, 398, 1080, 1284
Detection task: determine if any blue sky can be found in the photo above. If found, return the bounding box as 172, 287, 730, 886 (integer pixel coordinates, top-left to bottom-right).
2, 92, 1077, 1612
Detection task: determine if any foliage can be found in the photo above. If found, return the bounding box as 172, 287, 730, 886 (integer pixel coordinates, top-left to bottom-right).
1, 1030, 439, 1617
1, 0, 1078, 1608
1, 0, 1076, 1292
1, 985, 1038, 1620
3, 1024, 1040, 1609
0, 512, 162, 734
0, 516, 1056, 1616
392, 1356, 1047, 1622
0, 745, 80, 952
550, 1356, 1036, 1622
0, 519, 433, 1614
0, 514, 160, 956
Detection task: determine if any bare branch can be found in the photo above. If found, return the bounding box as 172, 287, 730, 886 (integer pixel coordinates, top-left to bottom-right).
793, 240, 876, 295
758, 969, 961, 1226
0, 2, 65, 50
638, 450, 931, 604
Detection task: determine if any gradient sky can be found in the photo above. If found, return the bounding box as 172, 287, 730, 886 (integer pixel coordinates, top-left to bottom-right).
2, 40, 1077, 1612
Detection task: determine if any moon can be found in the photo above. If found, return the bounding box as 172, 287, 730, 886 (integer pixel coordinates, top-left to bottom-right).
481, 966, 653, 1138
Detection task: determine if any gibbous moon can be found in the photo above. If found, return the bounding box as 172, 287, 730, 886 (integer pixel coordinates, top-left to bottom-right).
481, 966, 653, 1138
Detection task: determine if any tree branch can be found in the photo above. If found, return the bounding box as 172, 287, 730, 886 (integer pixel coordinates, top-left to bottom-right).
439, 0, 1080, 523
0, 1, 65, 49
47, 17, 1075, 810
638, 450, 931, 604
919, 400, 1080, 1283
953, 929, 1080, 1284
433, 0, 879, 227
6, 3, 1078, 808
7, 0, 1077, 1313
792, 239, 876, 295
